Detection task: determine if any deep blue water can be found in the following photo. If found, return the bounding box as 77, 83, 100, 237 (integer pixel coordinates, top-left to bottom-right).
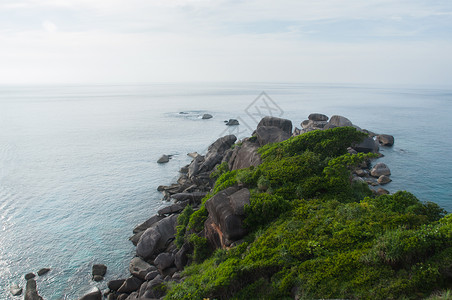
0, 83, 451, 299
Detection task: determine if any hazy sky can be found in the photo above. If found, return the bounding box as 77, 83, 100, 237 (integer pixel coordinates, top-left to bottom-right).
1, 0, 451, 85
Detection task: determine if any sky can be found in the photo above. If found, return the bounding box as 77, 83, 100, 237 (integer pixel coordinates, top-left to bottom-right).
0, 0, 451, 85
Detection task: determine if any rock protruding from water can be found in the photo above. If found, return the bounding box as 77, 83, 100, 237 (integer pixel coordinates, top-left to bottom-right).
377, 134, 395, 146
24, 273, 35, 280
370, 163, 391, 177
205, 187, 250, 248
79, 287, 102, 300
202, 114, 213, 119
225, 119, 239, 126
10, 284, 22, 296
37, 268, 50, 276
24, 279, 43, 300
92, 264, 107, 281
157, 155, 170, 164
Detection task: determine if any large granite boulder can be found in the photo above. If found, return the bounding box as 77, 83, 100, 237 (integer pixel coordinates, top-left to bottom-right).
308, 113, 329, 121
198, 135, 237, 174
108, 279, 126, 291
79, 287, 101, 300
377, 134, 395, 146
175, 243, 191, 270
139, 275, 165, 299
256, 126, 291, 146
228, 139, 262, 170
257, 116, 292, 134
204, 187, 250, 248
24, 279, 43, 300
117, 276, 143, 294
326, 115, 353, 128
136, 214, 178, 259
133, 215, 165, 234
10, 284, 22, 296
129, 257, 156, 280
154, 252, 175, 271
370, 163, 391, 177
353, 136, 379, 153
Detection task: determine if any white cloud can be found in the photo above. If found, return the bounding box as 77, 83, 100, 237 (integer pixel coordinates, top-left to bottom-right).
0, 0, 451, 85
42, 20, 57, 33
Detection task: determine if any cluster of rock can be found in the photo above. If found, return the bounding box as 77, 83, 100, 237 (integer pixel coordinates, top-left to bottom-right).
10, 268, 50, 298
79, 114, 395, 300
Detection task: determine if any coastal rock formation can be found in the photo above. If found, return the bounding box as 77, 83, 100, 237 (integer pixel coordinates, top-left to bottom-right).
371, 162, 391, 177
225, 119, 239, 126
327, 115, 353, 128
136, 214, 178, 259
154, 252, 175, 271
202, 114, 213, 119
308, 113, 329, 121
117, 276, 143, 294
378, 175, 392, 184
107, 279, 126, 291
78, 287, 101, 300
24, 279, 43, 300
257, 116, 293, 134
204, 187, 250, 248
129, 257, 156, 280
377, 134, 395, 146
37, 268, 50, 276
256, 126, 291, 146
228, 138, 262, 170
24, 273, 35, 280
92, 264, 107, 281
353, 136, 379, 153
157, 155, 170, 164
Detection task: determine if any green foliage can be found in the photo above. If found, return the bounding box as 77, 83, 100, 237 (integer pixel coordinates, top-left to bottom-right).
213, 170, 238, 194
259, 126, 367, 160
175, 205, 194, 248
164, 127, 451, 300
188, 234, 211, 263
244, 192, 291, 229
210, 161, 229, 180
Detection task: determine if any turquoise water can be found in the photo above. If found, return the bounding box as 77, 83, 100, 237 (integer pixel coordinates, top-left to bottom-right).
0, 83, 451, 299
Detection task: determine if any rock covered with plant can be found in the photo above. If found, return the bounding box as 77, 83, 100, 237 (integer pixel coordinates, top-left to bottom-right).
101, 114, 451, 300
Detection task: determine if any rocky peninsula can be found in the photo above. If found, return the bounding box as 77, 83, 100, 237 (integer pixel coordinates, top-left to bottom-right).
76, 114, 451, 299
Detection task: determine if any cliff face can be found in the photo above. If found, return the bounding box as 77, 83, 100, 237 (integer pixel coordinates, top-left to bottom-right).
100, 115, 451, 300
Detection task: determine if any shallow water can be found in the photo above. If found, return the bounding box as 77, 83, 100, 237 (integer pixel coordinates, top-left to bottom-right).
0, 83, 451, 299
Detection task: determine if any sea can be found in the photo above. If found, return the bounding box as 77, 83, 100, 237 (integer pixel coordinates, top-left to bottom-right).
0, 83, 451, 299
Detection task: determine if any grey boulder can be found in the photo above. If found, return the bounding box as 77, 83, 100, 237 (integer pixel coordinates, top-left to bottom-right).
225, 119, 239, 125
378, 175, 392, 184
257, 116, 292, 134
24, 279, 43, 300
327, 115, 353, 128
117, 276, 143, 294
256, 126, 291, 146
129, 257, 156, 280
79, 287, 101, 300
308, 113, 329, 122
154, 252, 175, 271
202, 114, 213, 119
205, 187, 250, 248
157, 155, 170, 164
377, 134, 395, 146
370, 163, 391, 177
136, 214, 178, 259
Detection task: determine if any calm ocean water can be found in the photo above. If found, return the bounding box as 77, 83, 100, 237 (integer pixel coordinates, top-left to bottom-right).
0, 83, 451, 299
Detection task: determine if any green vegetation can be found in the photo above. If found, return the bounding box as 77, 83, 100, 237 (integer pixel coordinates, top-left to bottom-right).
166, 127, 451, 300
